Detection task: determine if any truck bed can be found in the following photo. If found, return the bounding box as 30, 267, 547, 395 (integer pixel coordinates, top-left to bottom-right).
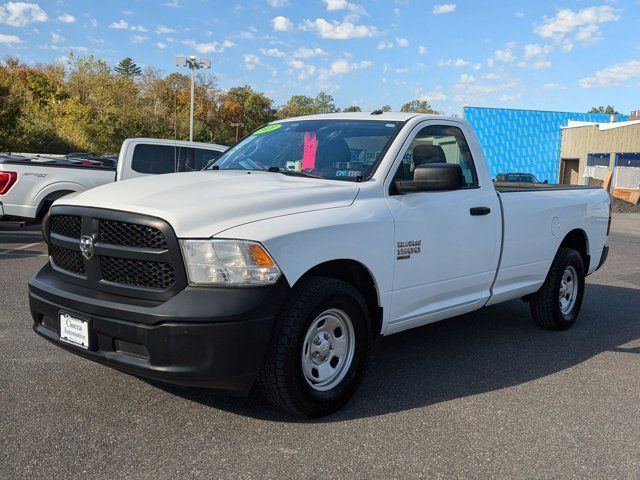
494, 182, 602, 193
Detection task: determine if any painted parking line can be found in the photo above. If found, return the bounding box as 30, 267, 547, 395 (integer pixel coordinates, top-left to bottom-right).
0, 241, 45, 256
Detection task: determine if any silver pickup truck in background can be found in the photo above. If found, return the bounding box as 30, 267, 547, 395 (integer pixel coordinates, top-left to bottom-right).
0, 138, 227, 222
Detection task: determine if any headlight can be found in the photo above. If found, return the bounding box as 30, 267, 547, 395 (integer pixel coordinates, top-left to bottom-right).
179, 239, 281, 286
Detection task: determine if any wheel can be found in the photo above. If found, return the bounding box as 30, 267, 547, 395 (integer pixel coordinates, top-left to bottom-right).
530, 247, 585, 330
258, 276, 372, 418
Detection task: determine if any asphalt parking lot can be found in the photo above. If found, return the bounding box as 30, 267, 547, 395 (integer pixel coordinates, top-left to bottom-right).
1, 215, 639, 479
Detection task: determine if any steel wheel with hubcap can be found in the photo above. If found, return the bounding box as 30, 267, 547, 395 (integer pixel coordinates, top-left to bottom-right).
259, 276, 372, 418
559, 266, 578, 315
301, 308, 355, 392
530, 247, 585, 330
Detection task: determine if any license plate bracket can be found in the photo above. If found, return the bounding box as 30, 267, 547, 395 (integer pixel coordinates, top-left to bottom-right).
59, 312, 90, 350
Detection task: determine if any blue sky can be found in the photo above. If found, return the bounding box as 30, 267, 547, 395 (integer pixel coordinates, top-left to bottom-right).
1, 0, 639, 114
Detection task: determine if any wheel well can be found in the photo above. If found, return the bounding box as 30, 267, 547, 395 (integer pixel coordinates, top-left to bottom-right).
559, 229, 589, 272
36, 190, 74, 220
296, 260, 383, 337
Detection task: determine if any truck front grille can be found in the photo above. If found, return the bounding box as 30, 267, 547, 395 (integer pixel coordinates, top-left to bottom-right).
98, 219, 168, 249
50, 215, 81, 239
100, 256, 175, 290
46, 208, 187, 301
50, 244, 86, 276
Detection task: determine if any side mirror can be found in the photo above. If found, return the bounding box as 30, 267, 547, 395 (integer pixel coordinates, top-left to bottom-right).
394, 164, 463, 193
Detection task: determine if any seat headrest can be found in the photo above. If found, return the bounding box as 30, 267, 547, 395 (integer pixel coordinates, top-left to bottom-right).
315, 136, 352, 169
413, 144, 446, 166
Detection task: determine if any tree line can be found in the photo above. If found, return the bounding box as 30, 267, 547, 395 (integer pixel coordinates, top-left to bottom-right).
0, 55, 439, 155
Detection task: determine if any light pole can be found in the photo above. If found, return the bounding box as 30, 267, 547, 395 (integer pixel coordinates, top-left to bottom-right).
230, 122, 244, 143
176, 55, 211, 141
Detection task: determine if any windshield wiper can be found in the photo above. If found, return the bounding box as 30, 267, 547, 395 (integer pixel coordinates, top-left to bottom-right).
266, 166, 321, 179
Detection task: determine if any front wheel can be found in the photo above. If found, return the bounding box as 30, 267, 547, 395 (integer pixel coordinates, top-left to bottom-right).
258, 277, 372, 418
530, 247, 585, 330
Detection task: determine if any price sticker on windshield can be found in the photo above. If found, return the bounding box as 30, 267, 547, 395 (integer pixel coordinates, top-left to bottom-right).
254, 124, 282, 134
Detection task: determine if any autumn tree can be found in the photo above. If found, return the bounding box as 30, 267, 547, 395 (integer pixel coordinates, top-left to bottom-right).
217, 85, 276, 143
400, 99, 439, 114
277, 92, 339, 119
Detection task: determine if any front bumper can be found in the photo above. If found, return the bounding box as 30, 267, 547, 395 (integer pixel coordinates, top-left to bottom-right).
29, 263, 290, 395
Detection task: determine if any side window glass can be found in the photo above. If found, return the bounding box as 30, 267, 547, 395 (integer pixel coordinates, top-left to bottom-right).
132, 144, 176, 174
394, 125, 478, 188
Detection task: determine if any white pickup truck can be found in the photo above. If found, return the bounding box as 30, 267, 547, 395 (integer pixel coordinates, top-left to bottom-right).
29, 113, 611, 418
1, 138, 226, 221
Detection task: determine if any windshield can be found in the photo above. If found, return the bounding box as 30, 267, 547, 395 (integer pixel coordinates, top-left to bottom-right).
210, 120, 404, 181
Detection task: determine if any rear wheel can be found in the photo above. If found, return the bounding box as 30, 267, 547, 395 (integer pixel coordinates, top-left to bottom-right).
258, 276, 372, 418
530, 247, 585, 330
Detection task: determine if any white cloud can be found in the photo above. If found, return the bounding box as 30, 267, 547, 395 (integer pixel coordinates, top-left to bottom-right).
579, 60, 640, 88
437, 58, 469, 67
323, 0, 366, 16
243, 53, 260, 70
498, 93, 521, 102
156, 42, 167, 49
519, 43, 552, 69
272, 15, 293, 31
515, 10, 524, 18
301, 18, 377, 39
57, 13, 75, 23
317, 58, 373, 80
420, 89, 447, 102
0, 32, 21, 44
293, 46, 327, 58
395, 37, 409, 47
433, 3, 456, 15
260, 47, 286, 57
0, 2, 48, 26
267, 0, 289, 6
50, 31, 63, 43
418, 45, 427, 55
131, 34, 147, 43
110, 20, 147, 32
543, 82, 565, 90
163, 0, 181, 7
182, 39, 235, 53
377, 41, 392, 50
453, 73, 520, 104
523, 43, 552, 59
156, 25, 175, 34
534, 6, 619, 48
287, 58, 316, 79
395, 67, 410, 74
490, 41, 516, 64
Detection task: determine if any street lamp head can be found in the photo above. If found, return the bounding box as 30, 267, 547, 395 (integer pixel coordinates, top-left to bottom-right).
197, 58, 211, 69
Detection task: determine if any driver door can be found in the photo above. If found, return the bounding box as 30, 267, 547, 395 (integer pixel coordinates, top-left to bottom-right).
386, 121, 501, 333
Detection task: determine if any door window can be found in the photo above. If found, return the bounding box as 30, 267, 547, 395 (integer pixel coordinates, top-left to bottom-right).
132, 144, 223, 174
394, 125, 478, 187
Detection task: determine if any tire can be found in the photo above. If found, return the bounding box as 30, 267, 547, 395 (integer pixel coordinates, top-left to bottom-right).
258, 276, 372, 418
530, 247, 585, 330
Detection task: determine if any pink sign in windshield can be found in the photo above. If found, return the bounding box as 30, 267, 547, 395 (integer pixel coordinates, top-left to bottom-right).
301, 132, 318, 170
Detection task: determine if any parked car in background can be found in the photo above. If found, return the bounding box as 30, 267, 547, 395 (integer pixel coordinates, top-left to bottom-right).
29, 113, 610, 417
495, 172, 545, 183
0, 139, 227, 222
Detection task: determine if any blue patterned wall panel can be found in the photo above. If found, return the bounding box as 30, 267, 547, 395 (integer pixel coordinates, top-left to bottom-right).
463, 107, 630, 182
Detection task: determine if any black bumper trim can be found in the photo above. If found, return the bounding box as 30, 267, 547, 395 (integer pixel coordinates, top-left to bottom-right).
29, 264, 290, 394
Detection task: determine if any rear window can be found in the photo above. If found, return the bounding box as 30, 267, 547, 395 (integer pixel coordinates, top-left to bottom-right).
132, 144, 223, 174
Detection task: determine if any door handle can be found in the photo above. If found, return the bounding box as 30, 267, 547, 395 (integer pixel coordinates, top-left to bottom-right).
470, 207, 491, 216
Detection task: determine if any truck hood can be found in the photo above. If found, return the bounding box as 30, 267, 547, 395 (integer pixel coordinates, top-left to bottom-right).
57, 170, 360, 238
